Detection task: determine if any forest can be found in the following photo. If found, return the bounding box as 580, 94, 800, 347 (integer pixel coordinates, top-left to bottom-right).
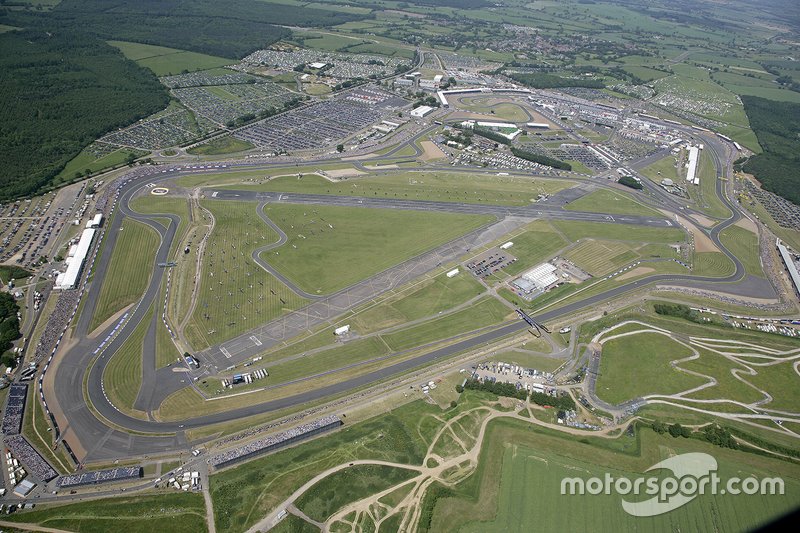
507, 72, 606, 90
0, 30, 170, 201
741, 96, 800, 206
2, 0, 366, 59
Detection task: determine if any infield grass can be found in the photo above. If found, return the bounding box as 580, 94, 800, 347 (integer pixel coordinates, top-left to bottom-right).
90, 218, 160, 332
565, 189, 661, 217
262, 203, 494, 294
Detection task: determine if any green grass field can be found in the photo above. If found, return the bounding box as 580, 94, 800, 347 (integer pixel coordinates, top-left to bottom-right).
458, 99, 532, 122
210, 401, 435, 532
429, 418, 800, 533
5, 492, 207, 533
692, 251, 736, 277
565, 189, 661, 217
56, 145, 149, 182
102, 305, 153, 417
501, 222, 569, 276
129, 194, 191, 256
187, 136, 254, 156
380, 297, 510, 352
109, 40, 235, 76
186, 200, 307, 349
719, 225, 763, 277
742, 361, 800, 412
551, 220, 685, 244
219, 171, 574, 207
565, 239, 639, 276
90, 218, 159, 332
262, 203, 494, 294
296, 464, 417, 522
351, 272, 485, 334
596, 331, 705, 404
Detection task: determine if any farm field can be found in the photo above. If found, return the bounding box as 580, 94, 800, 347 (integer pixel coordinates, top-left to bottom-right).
219, 171, 575, 207
596, 331, 705, 404
5, 492, 208, 533
262, 203, 494, 294
564, 189, 661, 217
185, 200, 308, 350
430, 418, 800, 533
90, 218, 160, 332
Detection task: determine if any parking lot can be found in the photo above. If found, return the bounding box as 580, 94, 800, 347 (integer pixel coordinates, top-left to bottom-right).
465, 248, 517, 279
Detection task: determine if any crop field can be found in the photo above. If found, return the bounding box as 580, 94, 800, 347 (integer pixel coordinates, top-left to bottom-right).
5, 492, 207, 533
564, 239, 639, 276
501, 222, 569, 276
220, 171, 574, 207
429, 418, 800, 533
551, 220, 685, 245
564, 189, 660, 217
380, 297, 511, 352
185, 201, 307, 350
262, 203, 494, 294
596, 331, 704, 404
350, 272, 485, 334
109, 40, 235, 76
90, 218, 159, 332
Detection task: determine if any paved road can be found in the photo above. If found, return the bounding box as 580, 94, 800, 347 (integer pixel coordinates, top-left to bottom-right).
46, 128, 768, 461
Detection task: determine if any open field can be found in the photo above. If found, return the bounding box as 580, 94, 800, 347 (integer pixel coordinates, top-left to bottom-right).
5, 492, 207, 533
565, 239, 639, 277
219, 171, 574, 207
551, 220, 685, 244
185, 200, 307, 349
501, 221, 569, 276
90, 218, 160, 332
719, 225, 763, 277
187, 136, 254, 156
129, 195, 191, 256
102, 305, 153, 417
109, 40, 235, 76
56, 145, 149, 181
263, 203, 494, 294
210, 401, 435, 532
596, 331, 704, 404
380, 297, 511, 352
297, 464, 417, 522
428, 418, 800, 533
564, 189, 661, 217
351, 272, 485, 334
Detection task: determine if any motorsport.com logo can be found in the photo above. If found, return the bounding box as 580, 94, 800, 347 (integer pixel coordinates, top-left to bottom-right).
560, 453, 784, 516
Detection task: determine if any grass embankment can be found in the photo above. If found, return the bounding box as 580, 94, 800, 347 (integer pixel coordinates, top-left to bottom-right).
5, 492, 207, 533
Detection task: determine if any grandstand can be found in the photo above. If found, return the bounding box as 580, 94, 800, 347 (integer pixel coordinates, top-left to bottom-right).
211, 415, 343, 469
4, 435, 58, 482
57, 466, 142, 488
1, 383, 27, 435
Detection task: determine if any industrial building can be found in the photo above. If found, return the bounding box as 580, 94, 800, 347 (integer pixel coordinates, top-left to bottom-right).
686, 145, 700, 185
55, 227, 96, 290
512, 263, 560, 295
411, 105, 434, 118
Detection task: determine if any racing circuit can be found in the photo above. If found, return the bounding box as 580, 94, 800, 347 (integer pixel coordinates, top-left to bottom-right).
37, 118, 774, 465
